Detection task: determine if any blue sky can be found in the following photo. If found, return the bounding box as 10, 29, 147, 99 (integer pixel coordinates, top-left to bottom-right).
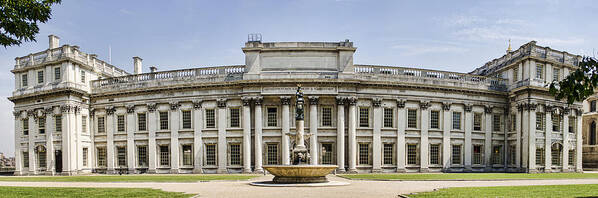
0, 0, 596, 155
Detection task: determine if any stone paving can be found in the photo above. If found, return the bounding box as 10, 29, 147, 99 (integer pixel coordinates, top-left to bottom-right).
2, 175, 598, 197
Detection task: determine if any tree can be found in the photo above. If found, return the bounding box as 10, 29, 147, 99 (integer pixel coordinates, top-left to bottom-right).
549, 57, 598, 104
0, 0, 61, 47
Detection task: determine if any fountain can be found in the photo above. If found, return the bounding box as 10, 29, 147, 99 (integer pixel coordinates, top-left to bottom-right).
258, 85, 339, 184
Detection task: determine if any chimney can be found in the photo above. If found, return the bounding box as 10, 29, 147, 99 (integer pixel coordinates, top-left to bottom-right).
133, 57, 143, 74
150, 66, 157, 73
48, 35, 60, 49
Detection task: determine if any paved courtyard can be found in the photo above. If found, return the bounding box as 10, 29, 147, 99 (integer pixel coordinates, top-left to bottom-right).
2, 175, 598, 197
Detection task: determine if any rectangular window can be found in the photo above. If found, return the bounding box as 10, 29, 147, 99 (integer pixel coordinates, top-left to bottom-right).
383, 108, 394, 128
383, 143, 394, 165
552, 114, 561, 132
322, 107, 332, 127
38, 117, 45, 134
117, 146, 127, 167
97, 117, 105, 133
473, 145, 483, 165
513, 68, 518, 81
55, 116, 61, 132
493, 114, 501, 132
137, 146, 148, 167
117, 115, 125, 132
80, 70, 86, 83
453, 112, 461, 130
23, 118, 29, 135
407, 144, 418, 165
359, 107, 369, 127
205, 109, 215, 128
182, 110, 192, 129
569, 150, 575, 166
552, 146, 561, 166
159, 145, 170, 166
37, 70, 44, 84
509, 145, 517, 165
229, 144, 241, 165
430, 144, 440, 165
492, 145, 503, 164
358, 143, 370, 165
430, 110, 440, 129
474, 113, 482, 131
37, 149, 46, 168
159, 112, 169, 130
267, 143, 279, 165
183, 145, 193, 166
321, 143, 334, 165
82, 148, 88, 167
22, 74, 28, 87
569, 116, 576, 133
536, 148, 545, 165
452, 145, 462, 165
82, 116, 87, 133
267, 107, 278, 127
206, 144, 216, 166
230, 108, 240, 128
138, 113, 147, 131
97, 147, 107, 167
536, 113, 545, 131
510, 114, 516, 132
536, 64, 544, 79
407, 109, 417, 128
23, 152, 29, 167
553, 68, 560, 81
54, 67, 61, 80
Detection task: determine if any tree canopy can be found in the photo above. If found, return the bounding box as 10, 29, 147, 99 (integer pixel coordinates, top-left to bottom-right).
549, 57, 598, 104
0, 0, 61, 47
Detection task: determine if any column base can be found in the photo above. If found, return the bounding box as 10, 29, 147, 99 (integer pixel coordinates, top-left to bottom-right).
420, 168, 430, 173
346, 168, 358, 174
193, 168, 203, 174
396, 168, 406, 173
372, 168, 383, 173
253, 169, 264, 174
528, 169, 539, 173
242, 168, 252, 174
337, 166, 345, 173
128, 168, 136, 174
576, 168, 583, 173
216, 168, 227, 174
464, 165, 473, 173
544, 168, 552, 173
148, 169, 157, 174
561, 168, 570, 173
170, 169, 179, 174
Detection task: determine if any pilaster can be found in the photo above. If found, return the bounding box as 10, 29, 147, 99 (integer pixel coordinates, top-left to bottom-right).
544, 105, 552, 172
576, 109, 583, 172
442, 102, 452, 171
253, 97, 264, 173
336, 97, 346, 172
484, 105, 493, 171
147, 103, 158, 173
105, 106, 116, 174
396, 99, 406, 173
13, 111, 22, 175
464, 104, 473, 172
309, 96, 319, 165
562, 109, 569, 172
216, 99, 227, 174
372, 97, 382, 173
241, 97, 252, 173
126, 105, 136, 173
420, 100, 429, 172
45, 107, 55, 175
528, 103, 538, 173
347, 97, 357, 173
280, 96, 291, 165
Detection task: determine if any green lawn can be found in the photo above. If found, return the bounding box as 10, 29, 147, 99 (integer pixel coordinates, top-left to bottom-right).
340, 173, 598, 181
409, 184, 598, 198
0, 174, 258, 183
0, 186, 193, 198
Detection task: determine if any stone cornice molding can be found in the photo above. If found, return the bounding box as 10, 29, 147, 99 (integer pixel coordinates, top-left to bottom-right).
308, 96, 319, 105
217, 98, 227, 108
280, 96, 291, 105
396, 98, 406, 109
372, 98, 382, 107
193, 100, 203, 109
335, 96, 346, 105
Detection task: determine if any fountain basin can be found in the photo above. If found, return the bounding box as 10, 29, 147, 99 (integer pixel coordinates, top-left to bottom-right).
262, 165, 338, 183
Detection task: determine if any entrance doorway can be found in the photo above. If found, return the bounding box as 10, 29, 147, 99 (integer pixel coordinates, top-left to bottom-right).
55, 150, 62, 173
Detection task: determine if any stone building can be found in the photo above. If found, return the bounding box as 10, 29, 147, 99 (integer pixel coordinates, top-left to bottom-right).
9, 35, 583, 175
582, 94, 598, 169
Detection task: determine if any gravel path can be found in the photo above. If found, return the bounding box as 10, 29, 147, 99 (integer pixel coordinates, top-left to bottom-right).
2, 175, 598, 197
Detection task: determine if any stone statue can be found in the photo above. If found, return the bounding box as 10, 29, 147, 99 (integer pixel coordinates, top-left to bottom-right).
292, 84, 309, 165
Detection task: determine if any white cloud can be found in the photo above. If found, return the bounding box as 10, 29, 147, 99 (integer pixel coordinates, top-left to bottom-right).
119, 8, 133, 15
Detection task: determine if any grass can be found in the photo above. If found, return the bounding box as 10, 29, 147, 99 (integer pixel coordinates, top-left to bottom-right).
340, 173, 598, 181
0, 186, 193, 198
409, 184, 598, 198
0, 174, 258, 183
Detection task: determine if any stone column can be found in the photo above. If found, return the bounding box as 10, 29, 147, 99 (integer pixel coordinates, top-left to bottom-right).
147, 103, 157, 173
347, 97, 357, 173
254, 97, 264, 173
576, 109, 583, 172
192, 100, 204, 173
75, 108, 82, 173
420, 101, 429, 172
28, 111, 36, 174
336, 97, 346, 172
562, 110, 569, 172
216, 99, 227, 173
241, 98, 252, 173
396, 99, 406, 173
280, 96, 291, 165
528, 103, 538, 172
13, 111, 22, 175
309, 96, 319, 165
372, 98, 382, 172
544, 105, 552, 172
45, 108, 55, 175
170, 102, 181, 173
126, 105, 136, 173
442, 102, 451, 171
464, 104, 473, 172
484, 106, 493, 170
516, 104, 523, 170
105, 106, 115, 174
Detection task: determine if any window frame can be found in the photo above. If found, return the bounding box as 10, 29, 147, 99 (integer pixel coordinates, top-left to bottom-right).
383, 108, 394, 128
359, 107, 370, 128
452, 111, 462, 130
137, 112, 147, 131
430, 110, 440, 129
205, 109, 216, 129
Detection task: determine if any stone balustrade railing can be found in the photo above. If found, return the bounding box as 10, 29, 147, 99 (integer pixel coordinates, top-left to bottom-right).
353, 65, 508, 91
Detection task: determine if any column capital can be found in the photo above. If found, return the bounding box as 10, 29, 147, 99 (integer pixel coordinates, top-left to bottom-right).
396, 98, 406, 108
126, 105, 136, 114
575, 108, 582, 116
13, 110, 22, 118
308, 96, 319, 105
517, 103, 525, 112
105, 106, 116, 115
347, 97, 357, 106
419, 100, 429, 110
372, 98, 382, 107
217, 98, 227, 108
44, 107, 54, 116
61, 105, 79, 114
335, 96, 346, 105
280, 96, 291, 105
527, 103, 538, 111
544, 104, 554, 114
442, 102, 451, 111
464, 104, 473, 112
170, 102, 181, 110
147, 103, 157, 112
90, 108, 96, 117
193, 100, 203, 109
254, 96, 263, 105
563, 107, 571, 115
484, 105, 493, 114
241, 97, 252, 106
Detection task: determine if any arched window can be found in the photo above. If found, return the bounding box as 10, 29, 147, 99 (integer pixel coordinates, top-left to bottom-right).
551, 143, 562, 166
35, 145, 47, 169
591, 121, 597, 145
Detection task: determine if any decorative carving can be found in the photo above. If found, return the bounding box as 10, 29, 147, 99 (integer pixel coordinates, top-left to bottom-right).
90, 108, 96, 117
576, 108, 582, 116
280, 96, 291, 105
44, 107, 54, 115
12, 110, 21, 117
170, 102, 180, 110
527, 103, 537, 111
335, 96, 346, 105
61, 105, 72, 113
516, 103, 525, 112
464, 104, 473, 112
147, 103, 157, 112
397, 98, 406, 108
484, 105, 493, 113
419, 101, 429, 110
126, 105, 135, 114
74, 106, 81, 114
254, 97, 263, 105
217, 98, 227, 108
308, 96, 319, 105
193, 100, 203, 109
372, 98, 382, 107
347, 97, 357, 106
442, 102, 451, 111
105, 106, 116, 115
563, 107, 570, 115
544, 104, 554, 114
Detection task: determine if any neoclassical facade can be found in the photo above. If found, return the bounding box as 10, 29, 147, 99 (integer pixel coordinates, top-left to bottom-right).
10, 35, 583, 175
